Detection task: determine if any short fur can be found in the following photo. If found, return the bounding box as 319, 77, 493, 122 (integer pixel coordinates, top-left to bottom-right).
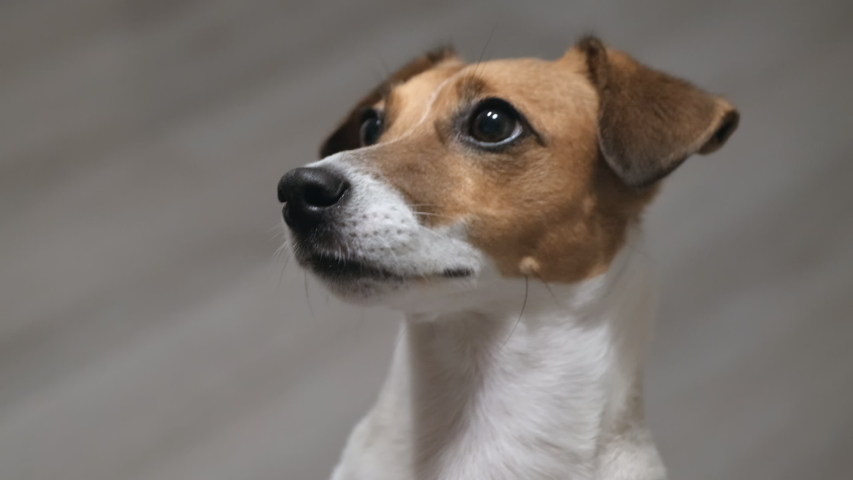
279, 35, 739, 479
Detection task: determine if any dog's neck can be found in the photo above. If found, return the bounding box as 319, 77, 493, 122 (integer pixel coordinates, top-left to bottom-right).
338, 242, 666, 480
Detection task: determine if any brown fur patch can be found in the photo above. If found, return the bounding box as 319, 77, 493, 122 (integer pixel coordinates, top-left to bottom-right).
323, 38, 738, 283
319, 47, 461, 158
577, 36, 740, 188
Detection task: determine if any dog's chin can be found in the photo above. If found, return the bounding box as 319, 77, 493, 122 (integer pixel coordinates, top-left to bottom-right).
297, 251, 478, 307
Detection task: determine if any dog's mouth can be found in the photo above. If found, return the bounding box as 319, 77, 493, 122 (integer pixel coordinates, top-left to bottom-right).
303, 251, 474, 283
306, 253, 401, 282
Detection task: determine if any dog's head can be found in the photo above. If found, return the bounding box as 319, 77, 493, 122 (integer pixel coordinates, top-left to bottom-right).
277, 37, 738, 310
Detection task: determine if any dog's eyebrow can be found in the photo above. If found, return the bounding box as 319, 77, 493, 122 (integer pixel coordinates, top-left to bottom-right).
376, 89, 405, 137
456, 75, 488, 102
382, 88, 399, 122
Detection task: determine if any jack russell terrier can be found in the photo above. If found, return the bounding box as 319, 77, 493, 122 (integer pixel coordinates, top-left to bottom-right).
277, 36, 739, 480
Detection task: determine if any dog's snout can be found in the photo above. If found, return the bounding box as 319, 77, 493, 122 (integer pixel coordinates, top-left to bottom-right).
278, 167, 350, 230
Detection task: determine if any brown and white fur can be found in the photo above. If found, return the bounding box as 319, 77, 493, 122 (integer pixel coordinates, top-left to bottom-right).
276, 36, 739, 480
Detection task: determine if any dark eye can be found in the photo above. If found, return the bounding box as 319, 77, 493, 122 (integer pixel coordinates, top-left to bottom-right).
359, 109, 383, 147
468, 99, 523, 146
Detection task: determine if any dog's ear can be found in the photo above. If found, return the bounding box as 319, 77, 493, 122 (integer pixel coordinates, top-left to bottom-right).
319, 47, 459, 158
575, 36, 739, 188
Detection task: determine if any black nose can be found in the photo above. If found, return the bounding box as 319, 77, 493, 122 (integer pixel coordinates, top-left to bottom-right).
277, 167, 350, 230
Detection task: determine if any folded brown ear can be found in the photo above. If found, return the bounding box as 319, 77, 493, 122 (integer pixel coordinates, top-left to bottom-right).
319, 47, 458, 159
577, 36, 740, 188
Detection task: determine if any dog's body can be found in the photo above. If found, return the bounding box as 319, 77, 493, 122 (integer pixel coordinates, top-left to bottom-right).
277, 37, 738, 480
330, 240, 665, 480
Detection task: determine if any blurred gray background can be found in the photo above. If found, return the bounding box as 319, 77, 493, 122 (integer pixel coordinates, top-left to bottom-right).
1, 0, 851, 479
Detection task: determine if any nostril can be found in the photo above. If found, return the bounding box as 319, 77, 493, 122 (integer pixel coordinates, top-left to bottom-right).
277, 167, 350, 231
303, 180, 348, 208
277, 167, 349, 207
277, 177, 288, 203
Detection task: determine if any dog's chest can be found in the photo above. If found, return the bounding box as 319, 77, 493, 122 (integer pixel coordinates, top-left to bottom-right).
334, 321, 619, 480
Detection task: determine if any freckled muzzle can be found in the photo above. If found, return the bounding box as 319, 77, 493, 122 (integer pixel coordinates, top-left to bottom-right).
277, 164, 399, 284
276, 158, 480, 304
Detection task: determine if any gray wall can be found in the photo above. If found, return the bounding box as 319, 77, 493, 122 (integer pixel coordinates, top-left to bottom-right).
1, 1, 851, 478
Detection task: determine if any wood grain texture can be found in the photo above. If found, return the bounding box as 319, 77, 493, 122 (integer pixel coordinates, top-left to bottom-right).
0, 1, 850, 479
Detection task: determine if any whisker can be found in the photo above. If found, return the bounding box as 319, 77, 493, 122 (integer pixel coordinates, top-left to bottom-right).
369, 62, 387, 85
406, 204, 455, 218
304, 272, 317, 321
500, 276, 528, 351
526, 270, 563, 311
374, 48, 390, 77
412, 211, 456, 220
541, 278, 563, 310
274, 240, 291, 259
473, 24, 496, 79
277, 254, 292, 291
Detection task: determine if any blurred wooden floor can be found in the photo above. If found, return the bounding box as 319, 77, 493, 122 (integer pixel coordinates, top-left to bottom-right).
1, 1, 851, 479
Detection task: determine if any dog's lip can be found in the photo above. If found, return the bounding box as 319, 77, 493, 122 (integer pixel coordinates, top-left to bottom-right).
305, 252, 474, 282
307, 253, 401, 281
440, 267, 475, 279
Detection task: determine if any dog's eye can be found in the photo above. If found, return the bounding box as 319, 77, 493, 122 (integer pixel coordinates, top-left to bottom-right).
468, 99, 523, 146
359, 109, 383, 147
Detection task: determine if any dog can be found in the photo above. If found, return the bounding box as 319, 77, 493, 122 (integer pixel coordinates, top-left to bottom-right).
277, 36, 739, 480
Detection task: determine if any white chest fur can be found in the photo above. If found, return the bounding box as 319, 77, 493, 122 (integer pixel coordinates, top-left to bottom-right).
330, 243, 667, 480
